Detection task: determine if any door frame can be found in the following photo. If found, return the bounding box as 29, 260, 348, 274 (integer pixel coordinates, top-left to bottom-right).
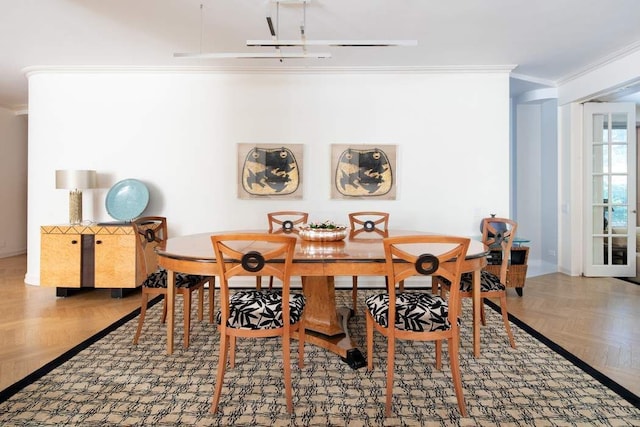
583, 102, 637, 277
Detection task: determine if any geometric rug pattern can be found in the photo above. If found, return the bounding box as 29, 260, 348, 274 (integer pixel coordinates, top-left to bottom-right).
1, 290, 639, 426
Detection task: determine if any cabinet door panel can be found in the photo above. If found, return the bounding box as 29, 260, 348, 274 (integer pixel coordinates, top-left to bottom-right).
94, 234, 136, 288
41, 234, 81, 287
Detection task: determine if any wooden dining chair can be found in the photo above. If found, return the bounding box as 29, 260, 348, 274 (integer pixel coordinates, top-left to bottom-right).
348, 212, 403, 313
210, 233, 306, 414
433, 217, 517, 349
131, 216, 214, 348
366, 234, 470, 416
256, 211, 309, 290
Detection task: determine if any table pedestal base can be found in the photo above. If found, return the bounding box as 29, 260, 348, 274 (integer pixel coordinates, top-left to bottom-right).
300, 276, 366, 369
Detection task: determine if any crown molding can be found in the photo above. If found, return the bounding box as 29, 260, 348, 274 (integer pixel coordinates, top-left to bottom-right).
515, 88, 558, 104
24, 64, 517, 77
558, 39, 640, 86
509, 73, 556, 88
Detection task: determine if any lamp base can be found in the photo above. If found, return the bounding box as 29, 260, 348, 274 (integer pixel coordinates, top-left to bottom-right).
69, 190, 83, 225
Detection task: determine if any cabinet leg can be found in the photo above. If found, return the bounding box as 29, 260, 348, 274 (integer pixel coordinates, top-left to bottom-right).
515, 287, 523, 297
56, 287, 72, 297
111, 288, 138, 298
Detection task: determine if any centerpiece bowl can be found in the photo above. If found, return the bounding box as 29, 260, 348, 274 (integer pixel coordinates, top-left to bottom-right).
298, 222, 349, 242
300, 240, 346, 256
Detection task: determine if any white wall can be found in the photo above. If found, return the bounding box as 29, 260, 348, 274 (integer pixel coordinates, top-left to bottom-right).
25, 68, 511, 285
515, 103, 542, 262
0, 107, 27, 257
557, 102, 584, 276
513, 100, 559, 277
539, 99, 559, 269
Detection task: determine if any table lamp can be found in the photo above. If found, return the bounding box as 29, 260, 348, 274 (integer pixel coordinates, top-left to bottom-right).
55, 170, 97, 224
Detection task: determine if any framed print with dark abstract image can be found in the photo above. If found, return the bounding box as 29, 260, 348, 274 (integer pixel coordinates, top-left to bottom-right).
238, 143, 303, 199
331, 144, 396, 200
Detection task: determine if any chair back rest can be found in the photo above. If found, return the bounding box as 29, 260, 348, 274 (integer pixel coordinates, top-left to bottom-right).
211, 233, 297, 325
267, 211, 309, 233
349, 211, 389, 238
481, 217, 517, 283
132, 216, 168, 280
383, 235, 470, 325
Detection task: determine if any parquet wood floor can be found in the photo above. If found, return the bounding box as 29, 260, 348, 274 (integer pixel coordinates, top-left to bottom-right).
501, 273, 640, 396
1, 254, 639, 397
0, 255, 141, 391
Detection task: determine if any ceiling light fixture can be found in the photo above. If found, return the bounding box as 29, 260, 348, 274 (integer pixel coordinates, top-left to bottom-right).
258, 0, 417, 49
247, 39, 418, 47
174, 52, 331, 59
173, 0, 415, 61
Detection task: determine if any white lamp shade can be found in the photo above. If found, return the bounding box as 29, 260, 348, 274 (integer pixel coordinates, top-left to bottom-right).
55, 170, 97, 190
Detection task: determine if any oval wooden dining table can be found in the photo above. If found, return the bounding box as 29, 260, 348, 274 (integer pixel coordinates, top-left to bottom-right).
156, 229, 488, 367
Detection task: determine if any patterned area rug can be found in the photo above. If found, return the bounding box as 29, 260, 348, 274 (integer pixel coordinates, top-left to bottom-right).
1, 290, 639, 426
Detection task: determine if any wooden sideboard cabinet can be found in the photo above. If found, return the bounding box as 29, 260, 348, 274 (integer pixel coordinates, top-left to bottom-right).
41, 224, 145, 297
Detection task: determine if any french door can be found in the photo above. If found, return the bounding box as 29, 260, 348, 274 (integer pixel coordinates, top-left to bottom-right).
583, 102, 636, 277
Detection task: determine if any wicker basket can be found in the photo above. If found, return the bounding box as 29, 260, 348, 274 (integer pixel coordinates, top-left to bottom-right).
483, 246, 529, 289
483, 264, 528, 288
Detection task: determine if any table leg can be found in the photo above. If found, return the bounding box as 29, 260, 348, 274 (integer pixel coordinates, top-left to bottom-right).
167, 269, 175, 355
300, 276, 366, 369
472, 269, 481, 357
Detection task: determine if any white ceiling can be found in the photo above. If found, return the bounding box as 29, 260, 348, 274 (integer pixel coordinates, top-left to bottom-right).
2, 0, 640, 109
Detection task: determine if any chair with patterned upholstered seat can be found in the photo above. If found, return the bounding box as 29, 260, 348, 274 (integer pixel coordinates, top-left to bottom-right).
210, 232, 306, 414
433, 217, 517, 349
365, 234, 470, 416
131, 216, 213, 348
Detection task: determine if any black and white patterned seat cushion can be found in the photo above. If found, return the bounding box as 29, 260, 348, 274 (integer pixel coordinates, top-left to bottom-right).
365, 292, 451, 332
216, 291, 306, 330
142, 269, 206, 289
438, 270, 505, 292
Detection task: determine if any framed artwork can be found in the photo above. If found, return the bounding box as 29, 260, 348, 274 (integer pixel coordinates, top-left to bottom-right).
237, 143, 303, 199
331, 144, 396, 200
